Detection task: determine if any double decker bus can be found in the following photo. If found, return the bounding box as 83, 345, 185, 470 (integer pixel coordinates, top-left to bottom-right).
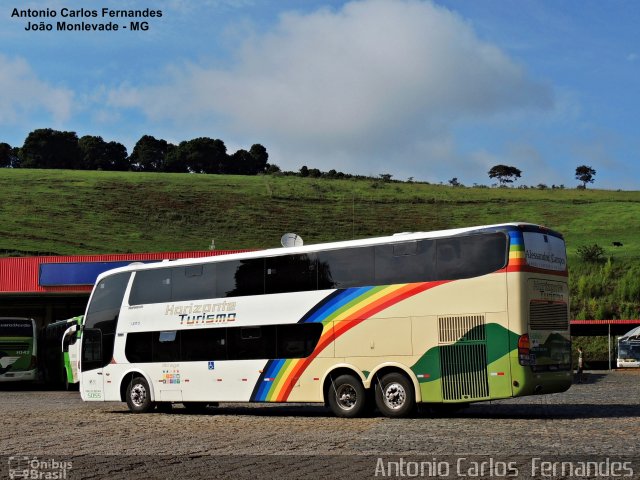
78, 223, 571, 417
617, 326, 640, 368
0, 318, 38, 382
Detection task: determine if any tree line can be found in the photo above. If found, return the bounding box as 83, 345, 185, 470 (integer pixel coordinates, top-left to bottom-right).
0, 129, 270, 175
1, 129, 599, 189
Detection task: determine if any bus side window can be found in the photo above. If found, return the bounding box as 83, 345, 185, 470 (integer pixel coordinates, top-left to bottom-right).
265, 254, 317, 294
217, 259, 265, 298
228, 326, 276, 360
125, 332, 153, 363
181, 328, 227, 361
154, 330, 180, 362
276, 324, 323, 358
374, 240, 436, 285
172, 264, 217, 302
317, 247, 374, 289
436, 233, 507, 280
129, 269, 172, 305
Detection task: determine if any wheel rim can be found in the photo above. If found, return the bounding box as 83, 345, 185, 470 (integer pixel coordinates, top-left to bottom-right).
335, 384, 358, 411
383, 382, 407, 410
130, 383, 147, 407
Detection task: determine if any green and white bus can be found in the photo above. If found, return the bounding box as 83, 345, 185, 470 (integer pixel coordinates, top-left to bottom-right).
40, 316, 83, 389
0, 318, 38, 382
79, 223, 571, 417
62, 316, 83, 387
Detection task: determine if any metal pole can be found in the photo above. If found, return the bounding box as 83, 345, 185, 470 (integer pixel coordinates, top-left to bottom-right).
608, 323, 611, 371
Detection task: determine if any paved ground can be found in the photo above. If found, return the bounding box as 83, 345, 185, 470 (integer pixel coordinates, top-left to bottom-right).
1, 371, 639, 479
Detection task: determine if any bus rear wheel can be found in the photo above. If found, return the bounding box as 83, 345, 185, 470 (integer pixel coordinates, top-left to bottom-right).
327, 374, 367, 418
375, 372, 415, 418
126, 376, 155, 413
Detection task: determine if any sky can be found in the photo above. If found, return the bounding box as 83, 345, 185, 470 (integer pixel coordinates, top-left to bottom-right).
1, 0, 638, 189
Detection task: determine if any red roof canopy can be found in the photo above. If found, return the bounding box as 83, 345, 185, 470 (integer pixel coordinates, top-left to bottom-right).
0, 251, 244, 294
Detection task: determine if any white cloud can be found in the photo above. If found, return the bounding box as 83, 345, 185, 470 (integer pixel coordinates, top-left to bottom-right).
0, 53, 73, 125
107, 0, 554, 176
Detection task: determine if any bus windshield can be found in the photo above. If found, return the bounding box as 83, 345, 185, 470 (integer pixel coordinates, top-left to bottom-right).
0, 319, 34, 337
618, 343, 640, 359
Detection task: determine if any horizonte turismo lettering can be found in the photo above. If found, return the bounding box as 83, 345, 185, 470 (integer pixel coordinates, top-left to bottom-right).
164, 302, 237, 325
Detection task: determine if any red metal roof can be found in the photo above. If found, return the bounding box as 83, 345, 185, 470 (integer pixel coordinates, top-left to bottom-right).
0, 251, 245, 294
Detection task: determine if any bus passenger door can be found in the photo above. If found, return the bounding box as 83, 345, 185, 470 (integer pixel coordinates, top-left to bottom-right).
80, 328, 105, 401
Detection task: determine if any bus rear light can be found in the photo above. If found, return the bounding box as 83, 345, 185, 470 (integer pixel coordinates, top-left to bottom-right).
518, 334, 530, 366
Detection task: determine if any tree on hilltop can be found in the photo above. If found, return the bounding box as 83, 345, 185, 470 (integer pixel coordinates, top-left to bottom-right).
488, 165, 522, 186
175, 137, 227, 174
575, 165, 596, 189
78, 135, 129, 171
20, 129, 81, 169
130, 135, 174, 172
0, 142, 20, 168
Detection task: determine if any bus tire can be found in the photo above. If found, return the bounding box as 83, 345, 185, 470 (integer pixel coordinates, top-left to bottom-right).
375, 372, 415, 418
327, 374, 367, 418
126, 376, 154, 413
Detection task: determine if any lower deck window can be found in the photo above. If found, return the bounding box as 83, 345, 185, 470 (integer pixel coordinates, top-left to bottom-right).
124, 323, 323, 363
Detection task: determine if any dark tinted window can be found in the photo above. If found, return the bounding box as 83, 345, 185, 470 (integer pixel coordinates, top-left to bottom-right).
317, 247, 375, 289
228, 326, 277, 360
374, 240, 436, 285
154, 331, 180, 362
266, 254, 316, 294
125, 331, 153, 363
217, 259, 264, 297
276, 324, 323, 358
125, 323, 323, 363
123, 232, 508, 307
181, 328, 227, 361
129, 269, 172, 305
129, 265, 218, 305
436, 233, 507, 280
172, 264, 217, 302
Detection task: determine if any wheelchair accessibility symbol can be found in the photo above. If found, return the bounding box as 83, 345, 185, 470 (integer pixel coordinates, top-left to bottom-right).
208, 361, 215, 370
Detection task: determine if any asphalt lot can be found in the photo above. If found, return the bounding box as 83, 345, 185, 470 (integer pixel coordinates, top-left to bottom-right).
1, 371, 639, 479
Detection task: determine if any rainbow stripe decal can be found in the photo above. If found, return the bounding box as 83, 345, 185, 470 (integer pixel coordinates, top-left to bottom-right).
250, 280, 448, 402
507, 229, 525, 269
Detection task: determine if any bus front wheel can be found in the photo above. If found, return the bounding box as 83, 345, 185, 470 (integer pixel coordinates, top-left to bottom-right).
327, 374, 367, 418
375, 372, 415, 418
126, 376, 155, 413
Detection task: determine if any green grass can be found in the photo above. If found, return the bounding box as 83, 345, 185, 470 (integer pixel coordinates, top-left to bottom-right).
2, 169, 638, 255
1, 169, 639, 320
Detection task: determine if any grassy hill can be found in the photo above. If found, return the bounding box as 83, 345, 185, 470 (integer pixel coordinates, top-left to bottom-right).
1, 168, 639, 324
